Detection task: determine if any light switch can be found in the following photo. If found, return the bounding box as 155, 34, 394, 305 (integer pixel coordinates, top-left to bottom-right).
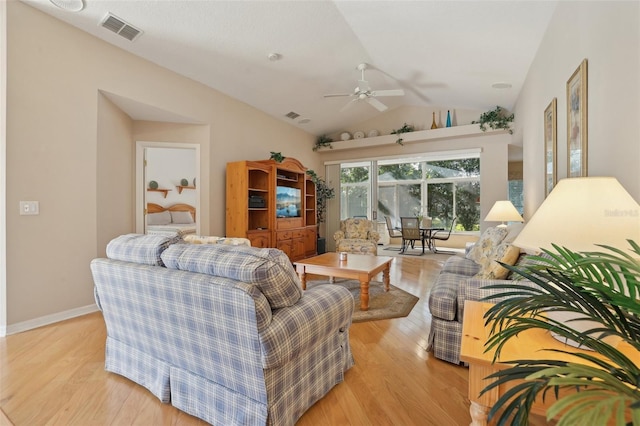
19, 201, 39, 215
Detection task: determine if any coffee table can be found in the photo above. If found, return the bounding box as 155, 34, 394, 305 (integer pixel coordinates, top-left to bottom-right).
294, 253, 393, 311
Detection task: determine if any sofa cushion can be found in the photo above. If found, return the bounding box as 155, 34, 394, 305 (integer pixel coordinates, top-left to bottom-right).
465, 227, 508, 264
474, 243, 521, 280
161, 244, 303, 309
441, 255, 481, 276
106, 233, 177, 266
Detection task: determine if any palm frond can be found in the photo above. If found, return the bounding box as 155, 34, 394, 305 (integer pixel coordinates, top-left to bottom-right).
478, 241, 640, 425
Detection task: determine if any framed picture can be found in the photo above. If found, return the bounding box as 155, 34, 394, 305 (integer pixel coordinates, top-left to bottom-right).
566, 59, 588, 177
544, 98, 557, 197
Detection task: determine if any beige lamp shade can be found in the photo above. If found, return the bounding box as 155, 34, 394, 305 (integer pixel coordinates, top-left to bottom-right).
484, 200, 523, 227
513, 177, 640, 254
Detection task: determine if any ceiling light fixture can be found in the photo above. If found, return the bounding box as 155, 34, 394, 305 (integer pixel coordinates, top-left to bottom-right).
298, 118, 311, 125
268, 53, 281, 62
49, 0, 84, 12
491, 82, 512, 89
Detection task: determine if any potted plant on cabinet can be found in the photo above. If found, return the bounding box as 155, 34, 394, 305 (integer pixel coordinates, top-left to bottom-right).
480, 241, 640, 425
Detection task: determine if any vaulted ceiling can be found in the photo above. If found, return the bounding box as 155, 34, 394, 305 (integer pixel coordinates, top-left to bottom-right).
23, 0, 558, 136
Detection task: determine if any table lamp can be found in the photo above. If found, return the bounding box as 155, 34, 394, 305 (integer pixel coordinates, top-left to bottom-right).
512, 177, 640, 348
513, 177, 640, 254
484, 200, 524, 227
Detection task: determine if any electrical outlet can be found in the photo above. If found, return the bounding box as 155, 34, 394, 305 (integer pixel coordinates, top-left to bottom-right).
19, 201, 39, 215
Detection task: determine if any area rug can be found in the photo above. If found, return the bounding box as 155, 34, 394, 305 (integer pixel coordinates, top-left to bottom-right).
304, 278, 419, 323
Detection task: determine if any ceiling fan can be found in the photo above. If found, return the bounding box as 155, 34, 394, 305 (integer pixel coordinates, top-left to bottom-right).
324, 63, 405, 112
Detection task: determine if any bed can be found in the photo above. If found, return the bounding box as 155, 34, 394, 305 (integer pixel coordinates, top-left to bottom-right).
146, 203, 197, 237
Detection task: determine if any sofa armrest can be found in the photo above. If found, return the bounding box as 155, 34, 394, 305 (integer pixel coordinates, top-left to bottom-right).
258, 284, 353, 369
457, 277, 538, 321
333, 230, 345, 242
368, 230, 381, 242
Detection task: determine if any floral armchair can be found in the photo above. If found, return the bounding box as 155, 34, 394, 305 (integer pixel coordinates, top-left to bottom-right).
333, 218, 381, 255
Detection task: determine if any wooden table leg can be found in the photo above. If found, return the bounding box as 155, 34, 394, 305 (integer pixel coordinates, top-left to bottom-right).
296, 266, 307, 290
467, 364, 498, 426
359, 280, 369, 311
383, 263, 390, 292
469, 401, 489, 426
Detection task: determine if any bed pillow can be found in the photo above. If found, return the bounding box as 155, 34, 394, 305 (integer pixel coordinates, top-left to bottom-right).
147, 211, 171, 226
161, 244, 302, 309
106, 233, 177, 266
170, 210, 194, 224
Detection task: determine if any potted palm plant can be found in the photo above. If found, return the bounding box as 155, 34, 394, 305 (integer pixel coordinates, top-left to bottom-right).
306, 169, 335, 254
480, 241, 640, 425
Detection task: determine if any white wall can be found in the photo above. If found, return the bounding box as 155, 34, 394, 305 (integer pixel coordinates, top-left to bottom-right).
4, 2, 319, 331
146, 147, 197, 208
514, 1, 640, 219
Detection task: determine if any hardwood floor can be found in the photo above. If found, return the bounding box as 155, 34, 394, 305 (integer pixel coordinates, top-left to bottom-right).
0, 255, 551, 425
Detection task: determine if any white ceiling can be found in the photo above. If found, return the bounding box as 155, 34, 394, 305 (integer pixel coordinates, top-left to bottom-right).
23, 0, 558, 136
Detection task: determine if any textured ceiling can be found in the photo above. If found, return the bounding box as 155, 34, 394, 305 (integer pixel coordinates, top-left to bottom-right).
23, 0, 558, 136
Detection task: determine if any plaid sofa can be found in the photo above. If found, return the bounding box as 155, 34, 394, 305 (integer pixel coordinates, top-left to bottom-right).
91, 234, 354, 425
427, 226, 540, 365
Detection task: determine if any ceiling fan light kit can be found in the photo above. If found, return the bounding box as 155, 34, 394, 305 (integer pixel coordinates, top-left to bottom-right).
324, 63, 405, 112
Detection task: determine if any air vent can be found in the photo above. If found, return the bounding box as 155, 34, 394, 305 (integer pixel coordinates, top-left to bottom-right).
285, 112, 300, 120
100, 13, 142, 42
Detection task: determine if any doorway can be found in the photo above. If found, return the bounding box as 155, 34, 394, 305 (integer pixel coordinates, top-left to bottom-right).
135, 142, 200, 235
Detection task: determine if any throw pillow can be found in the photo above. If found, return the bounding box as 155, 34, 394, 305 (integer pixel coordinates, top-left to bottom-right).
466, 227, 508, 264
147, 211, 172, 226
474, 243, 521, 280
161, 243, 303, 309
170, 211, 194, 224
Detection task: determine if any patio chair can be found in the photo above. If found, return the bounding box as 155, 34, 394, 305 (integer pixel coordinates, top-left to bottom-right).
400, 216, 424, 255
430, 217, 457, 253
384, 216, 402, 251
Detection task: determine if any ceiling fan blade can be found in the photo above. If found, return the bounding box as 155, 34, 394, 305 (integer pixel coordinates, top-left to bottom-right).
371, 89, 405, 97
324, 93, 353, 98
366, 97, 388, 112
340, 99, 358, 112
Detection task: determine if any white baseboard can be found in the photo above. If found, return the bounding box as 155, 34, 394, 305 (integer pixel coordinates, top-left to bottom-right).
4, 304, 99, 336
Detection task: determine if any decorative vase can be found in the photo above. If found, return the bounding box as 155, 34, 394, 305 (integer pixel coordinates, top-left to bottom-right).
181, 178, 189, 186
446, 110, 452, 128
431, 112, 438, 129
149, 180, 158, 190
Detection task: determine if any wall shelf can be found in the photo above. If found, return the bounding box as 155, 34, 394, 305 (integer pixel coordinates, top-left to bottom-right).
147, 188, 171, 198
319, 124, 510, 152
176, 185, 196, 194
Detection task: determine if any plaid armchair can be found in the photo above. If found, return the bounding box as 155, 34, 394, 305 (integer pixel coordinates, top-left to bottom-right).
333, 218, 380, 255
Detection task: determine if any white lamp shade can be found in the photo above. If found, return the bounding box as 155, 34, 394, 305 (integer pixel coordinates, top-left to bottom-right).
484, 200, 523, 225
513, 177, 640, 253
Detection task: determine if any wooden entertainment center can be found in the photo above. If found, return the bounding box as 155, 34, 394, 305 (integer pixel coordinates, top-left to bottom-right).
226, 157, 317, 261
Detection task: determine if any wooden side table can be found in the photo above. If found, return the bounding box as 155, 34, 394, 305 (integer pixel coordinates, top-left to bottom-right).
460, 300, 639, 426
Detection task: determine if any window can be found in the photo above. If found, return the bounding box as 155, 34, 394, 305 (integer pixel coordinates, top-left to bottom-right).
340, 164, 370, 219
425, 158, 480, 231
337, 152, 481, 233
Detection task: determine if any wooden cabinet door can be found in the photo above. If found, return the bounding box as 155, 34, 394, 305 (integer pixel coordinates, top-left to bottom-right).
248, 231, 270, 248
304, 227, 317, 256
292, 238, 306, 260
276, 240, 293, 258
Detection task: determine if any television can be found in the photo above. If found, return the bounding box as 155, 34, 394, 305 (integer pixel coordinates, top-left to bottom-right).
276, 186, 301, 218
